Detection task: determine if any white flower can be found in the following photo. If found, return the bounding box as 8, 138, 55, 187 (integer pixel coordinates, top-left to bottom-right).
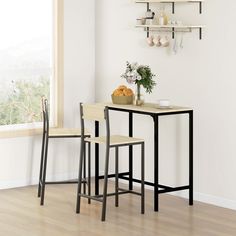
133, 71, 142, 81
137, 76, 142, 80
131, 62, 138, 70
126, 71, 133, 77
126, 76, 135, 84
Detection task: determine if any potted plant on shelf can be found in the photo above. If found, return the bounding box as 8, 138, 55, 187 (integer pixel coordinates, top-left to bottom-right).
121, 61, 156, 106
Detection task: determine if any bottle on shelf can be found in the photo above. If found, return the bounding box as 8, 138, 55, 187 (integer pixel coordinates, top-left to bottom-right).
158, 7, 168, 25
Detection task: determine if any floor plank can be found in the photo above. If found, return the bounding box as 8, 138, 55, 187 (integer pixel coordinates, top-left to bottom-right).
0, 181, 236, 236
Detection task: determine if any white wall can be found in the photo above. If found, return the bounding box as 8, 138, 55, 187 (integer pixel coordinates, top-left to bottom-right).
64, 0, 95, 128
0, 0, 95, 189
95, 0, 236, 209
1, 0, 236, 211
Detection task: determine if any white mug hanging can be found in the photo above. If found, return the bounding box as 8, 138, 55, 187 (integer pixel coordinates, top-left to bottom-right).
146, 36, 154, 47
153, 35, 161, 47
160, 36, 170, 47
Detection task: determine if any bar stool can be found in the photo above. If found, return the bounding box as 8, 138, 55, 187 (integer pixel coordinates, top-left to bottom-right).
76, 103, 145, 221
38, 98, 90, 205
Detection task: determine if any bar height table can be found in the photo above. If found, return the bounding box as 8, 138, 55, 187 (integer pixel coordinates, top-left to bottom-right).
94, 103, 193, 211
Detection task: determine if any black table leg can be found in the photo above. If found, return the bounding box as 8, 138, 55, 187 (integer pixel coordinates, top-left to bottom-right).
154, 115, 159, 211
95, 121, 99, 195
129, 112, 133, 191
189, 111, 193, 205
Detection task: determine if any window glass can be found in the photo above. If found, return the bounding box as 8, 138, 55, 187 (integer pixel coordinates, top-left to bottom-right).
0, 0, 53, 127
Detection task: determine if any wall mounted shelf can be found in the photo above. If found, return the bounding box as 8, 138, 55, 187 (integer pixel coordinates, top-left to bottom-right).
136, 24, 205, 39
135, 0, 204, 14
135, 0, 204, 40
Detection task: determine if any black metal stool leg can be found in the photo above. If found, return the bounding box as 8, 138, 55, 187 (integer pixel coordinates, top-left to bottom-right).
40, 136, 49, 206
101, 147, 110, 221
88, 142, 91, 204
141, 143, 145, 214
38, 132, 45, 197
83, 142, 86, 195
76, 140, 85, 213
115, 147, 119, 207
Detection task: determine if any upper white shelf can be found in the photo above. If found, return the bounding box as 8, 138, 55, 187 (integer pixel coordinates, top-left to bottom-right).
135, 0, 204, 3
135, 0, 203, 14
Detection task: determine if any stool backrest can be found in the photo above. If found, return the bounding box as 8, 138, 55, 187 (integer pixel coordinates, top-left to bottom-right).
41, 98, 49, 136
82, 104, 107, 122
80, 103, 110, 145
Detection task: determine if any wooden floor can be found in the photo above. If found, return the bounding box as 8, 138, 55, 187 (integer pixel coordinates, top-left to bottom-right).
0, 181, 236, 236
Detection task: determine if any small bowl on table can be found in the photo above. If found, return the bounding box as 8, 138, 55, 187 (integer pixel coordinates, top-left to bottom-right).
111, 95, 134, 105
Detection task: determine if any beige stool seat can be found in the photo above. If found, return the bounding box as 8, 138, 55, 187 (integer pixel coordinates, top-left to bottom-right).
49, 128, 90, 137
85, 135, 144, 146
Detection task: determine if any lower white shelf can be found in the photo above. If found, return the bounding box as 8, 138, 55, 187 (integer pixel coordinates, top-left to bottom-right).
136, 24, 205, 39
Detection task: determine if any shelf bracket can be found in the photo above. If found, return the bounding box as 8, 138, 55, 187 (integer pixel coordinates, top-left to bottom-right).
147, 27, 150, 38
172, 27, 175, 39
146, 2, 150, 37
199, 1, 202, 14
199, 27, 202, 40
172, 2, 175, 14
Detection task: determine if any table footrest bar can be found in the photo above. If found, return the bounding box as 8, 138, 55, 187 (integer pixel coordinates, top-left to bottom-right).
119, 176, 187, 193
118, 188, 141, 196
98, 172, 130, 180
119, 176, 168, 188
119, 176, 154, 187
158, 185, 190, 194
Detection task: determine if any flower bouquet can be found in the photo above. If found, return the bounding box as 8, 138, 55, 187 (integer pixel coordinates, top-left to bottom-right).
121, 62, 156, 105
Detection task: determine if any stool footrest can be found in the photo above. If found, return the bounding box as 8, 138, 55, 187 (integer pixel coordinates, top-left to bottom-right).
79, 194, 103, 202
79, 188, 142, 203
96, 190, 130, 198
39, 179, 87, 185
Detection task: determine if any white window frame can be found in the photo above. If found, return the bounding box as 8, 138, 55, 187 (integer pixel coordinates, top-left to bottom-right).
0, 0, 64, 138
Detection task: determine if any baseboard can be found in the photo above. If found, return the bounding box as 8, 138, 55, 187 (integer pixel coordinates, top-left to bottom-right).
0, 171, 79, 190
0, 169, 100, 190
172, 191, 236, 211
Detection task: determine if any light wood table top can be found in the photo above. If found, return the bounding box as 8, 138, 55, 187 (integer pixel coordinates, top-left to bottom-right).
98, 102, 193, 115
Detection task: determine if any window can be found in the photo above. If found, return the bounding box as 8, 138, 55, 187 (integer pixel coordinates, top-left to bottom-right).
0, 0, 63, 135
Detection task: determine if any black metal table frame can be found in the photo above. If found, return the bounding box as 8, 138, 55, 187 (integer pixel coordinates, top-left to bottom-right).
94, 107, 193, 211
